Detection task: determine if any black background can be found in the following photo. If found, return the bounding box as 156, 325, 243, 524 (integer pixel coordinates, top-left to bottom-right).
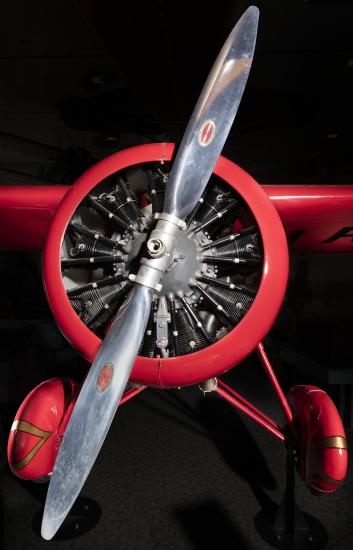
1, 1, 353, 549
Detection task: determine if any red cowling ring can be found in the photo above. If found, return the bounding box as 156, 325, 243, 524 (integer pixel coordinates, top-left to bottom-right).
7, 378, 79, 480
43, 143, 289, 388
287, 385, 348, 493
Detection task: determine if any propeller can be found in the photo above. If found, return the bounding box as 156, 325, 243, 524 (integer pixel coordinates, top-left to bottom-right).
41, 6, 259, 540
164, 5, 259, 220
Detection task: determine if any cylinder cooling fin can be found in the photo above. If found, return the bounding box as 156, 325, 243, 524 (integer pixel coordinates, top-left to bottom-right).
61, 162, 263, 360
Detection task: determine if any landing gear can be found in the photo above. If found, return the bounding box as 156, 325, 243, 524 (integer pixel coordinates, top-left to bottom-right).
254, 451, 328, 549
212, 349, 347, 548
7, 378, 145, 481
287, 385, 347, 494
7, 378, 79, 481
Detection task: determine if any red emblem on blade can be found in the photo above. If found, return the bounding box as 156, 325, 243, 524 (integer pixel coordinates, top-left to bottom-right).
97, 363, 114, 392
198, 120, 216, 147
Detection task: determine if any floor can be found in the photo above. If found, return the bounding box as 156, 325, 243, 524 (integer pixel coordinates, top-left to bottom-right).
1, 352, 353, 550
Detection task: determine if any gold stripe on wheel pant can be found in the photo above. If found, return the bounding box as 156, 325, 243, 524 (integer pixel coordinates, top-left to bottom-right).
308, 436, 347, 450
10, 419, 53, 471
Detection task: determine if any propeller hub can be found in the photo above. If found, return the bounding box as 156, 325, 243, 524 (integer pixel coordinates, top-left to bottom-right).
147, 238, 166, 258
159, 228, 210, 297
122, 218, 212, 296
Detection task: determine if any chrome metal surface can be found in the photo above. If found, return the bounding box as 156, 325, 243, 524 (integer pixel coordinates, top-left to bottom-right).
43, 206, 179, 541
155, 296, 170, 354
130, 218, 178, 290
154, 211, 187, 230
199, 378, 218, 393
42, 6, 260, 540
147, 238, 165, 258
163, 6, 259, 220
41, 283, 153, 540
158, 227, 205, 297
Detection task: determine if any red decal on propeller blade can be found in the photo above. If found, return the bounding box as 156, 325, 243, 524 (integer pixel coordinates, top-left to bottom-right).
199, 120, 216, 147
97, 363, 114, 392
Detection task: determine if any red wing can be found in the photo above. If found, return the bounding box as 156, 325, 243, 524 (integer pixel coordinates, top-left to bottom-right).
1, 182, 353, 254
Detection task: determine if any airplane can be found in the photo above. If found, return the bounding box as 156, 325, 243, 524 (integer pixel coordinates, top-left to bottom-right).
1, 5, 349, 544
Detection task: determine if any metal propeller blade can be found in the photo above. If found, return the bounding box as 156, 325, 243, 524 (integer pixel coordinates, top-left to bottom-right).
41, 284, 152, 540
41, 6, 259, 540
163, 6, 259, 220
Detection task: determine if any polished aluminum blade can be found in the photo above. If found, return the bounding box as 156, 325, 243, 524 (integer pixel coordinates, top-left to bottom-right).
163, 6, 259, 220
41, 283, 152, 540
41, 6, 259, 540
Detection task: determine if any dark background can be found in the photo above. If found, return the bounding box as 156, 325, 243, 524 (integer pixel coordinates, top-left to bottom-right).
0, 0, 352, 185
1, 1, 353, 549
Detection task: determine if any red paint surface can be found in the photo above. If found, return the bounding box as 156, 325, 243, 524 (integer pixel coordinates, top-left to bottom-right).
264, 185, 353, 254
42, 143, 288, 388
215, 385, 285, 441
199, 120, 216, 146
119, 385, 146, 405
7, 378, 79, 480
257, 342, 293, 425
8, 379, 147, 480
1, 171, 353, 255
216, 378, 284, 439
96, 364, 114, 392
287, 385, 347, 493
0, 185, 69, 250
